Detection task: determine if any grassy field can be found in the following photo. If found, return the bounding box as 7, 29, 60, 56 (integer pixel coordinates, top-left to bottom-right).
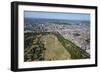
41, 34, 71, 60
24, 32, 90, 62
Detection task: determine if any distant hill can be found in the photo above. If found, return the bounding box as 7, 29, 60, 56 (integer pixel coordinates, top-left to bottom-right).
24, 18, 90, 25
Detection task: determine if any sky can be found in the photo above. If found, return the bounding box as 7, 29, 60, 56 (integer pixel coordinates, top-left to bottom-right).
24, 11, 90, 21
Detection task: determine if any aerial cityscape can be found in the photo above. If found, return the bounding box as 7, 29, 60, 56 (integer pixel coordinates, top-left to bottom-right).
24, 11, 90, 62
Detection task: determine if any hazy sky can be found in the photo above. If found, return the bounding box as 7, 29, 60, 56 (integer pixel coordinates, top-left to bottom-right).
24, 11, 90, 21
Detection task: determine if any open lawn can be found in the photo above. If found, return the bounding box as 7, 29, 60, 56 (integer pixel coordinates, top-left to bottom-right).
41, 34, 71, 60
